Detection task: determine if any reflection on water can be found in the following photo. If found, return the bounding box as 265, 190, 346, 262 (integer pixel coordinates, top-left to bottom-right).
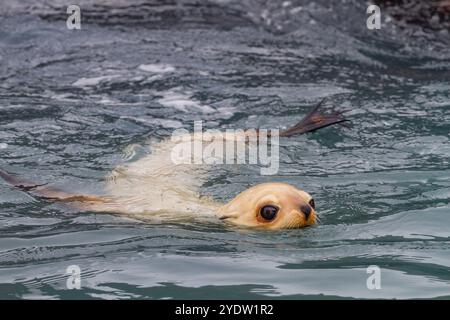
0, 0, 449, 299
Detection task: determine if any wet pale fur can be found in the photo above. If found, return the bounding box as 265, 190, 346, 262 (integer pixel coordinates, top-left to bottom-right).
99, 135, 220, 220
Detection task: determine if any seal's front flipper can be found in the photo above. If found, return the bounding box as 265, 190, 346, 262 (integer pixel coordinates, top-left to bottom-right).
280, 99, 348, 137
0, 168, 105, 204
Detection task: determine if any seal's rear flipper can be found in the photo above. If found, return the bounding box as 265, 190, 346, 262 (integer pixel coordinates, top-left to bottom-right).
0, 168, 105, 203
279, 99, 348, 137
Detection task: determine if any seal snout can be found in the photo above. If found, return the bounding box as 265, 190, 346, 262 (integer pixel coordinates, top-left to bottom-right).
300, 203, 312, 219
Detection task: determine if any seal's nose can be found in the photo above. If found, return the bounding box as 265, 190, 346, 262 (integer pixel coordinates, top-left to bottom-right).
300, 204, 312, 219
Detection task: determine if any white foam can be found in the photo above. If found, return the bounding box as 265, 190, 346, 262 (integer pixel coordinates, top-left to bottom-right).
72, 75, 119, 87
0, 143, 7, 149
158, 91, 215, 113
138, 64, 175, 73
121, 116, 183, 129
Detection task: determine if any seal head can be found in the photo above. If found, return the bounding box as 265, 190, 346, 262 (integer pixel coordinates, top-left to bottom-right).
218, 182, 316, 229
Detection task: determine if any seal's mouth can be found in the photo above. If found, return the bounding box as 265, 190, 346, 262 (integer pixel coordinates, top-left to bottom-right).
309, 211, 319, 226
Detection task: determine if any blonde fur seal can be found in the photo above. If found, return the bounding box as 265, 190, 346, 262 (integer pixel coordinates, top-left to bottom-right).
0, 101, 346, 230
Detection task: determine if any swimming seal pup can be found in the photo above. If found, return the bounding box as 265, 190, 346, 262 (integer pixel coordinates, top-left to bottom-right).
0, 101, 346, 229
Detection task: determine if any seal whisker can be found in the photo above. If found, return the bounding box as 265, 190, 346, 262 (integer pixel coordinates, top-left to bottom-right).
315, 215, 322, 225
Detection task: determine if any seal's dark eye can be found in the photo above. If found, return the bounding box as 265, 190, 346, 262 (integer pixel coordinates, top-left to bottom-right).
260, 205, 278, 221
309, 199, 315, 210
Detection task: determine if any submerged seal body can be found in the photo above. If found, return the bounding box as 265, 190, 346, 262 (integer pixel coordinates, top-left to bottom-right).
0, 101, 345, 230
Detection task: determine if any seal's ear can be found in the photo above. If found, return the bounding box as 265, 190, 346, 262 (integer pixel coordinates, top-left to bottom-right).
280, 99, 348, 137
218, 211, 239, 220
0, 168, 105, 203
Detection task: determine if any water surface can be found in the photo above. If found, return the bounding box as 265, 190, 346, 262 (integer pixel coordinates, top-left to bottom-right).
0, 0, 449, 299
